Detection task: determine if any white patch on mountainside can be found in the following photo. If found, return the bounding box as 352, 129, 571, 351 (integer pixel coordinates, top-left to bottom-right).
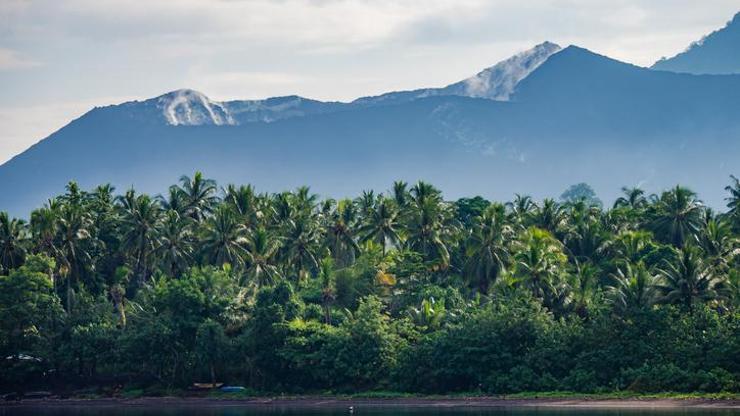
157, 89, 235, 126
441, 41, 562, 100
151, 90, 340, 126
353, 41, 561, 105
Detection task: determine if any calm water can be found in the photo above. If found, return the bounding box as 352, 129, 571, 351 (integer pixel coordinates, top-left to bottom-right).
0, 407, 738, 416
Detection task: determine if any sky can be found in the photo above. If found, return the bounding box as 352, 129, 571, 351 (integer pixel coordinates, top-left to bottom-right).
0, 0, 738, 164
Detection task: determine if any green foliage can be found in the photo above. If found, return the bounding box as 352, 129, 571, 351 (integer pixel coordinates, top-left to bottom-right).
0, 175, 739, 395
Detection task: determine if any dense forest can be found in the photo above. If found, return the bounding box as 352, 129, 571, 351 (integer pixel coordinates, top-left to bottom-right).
1, 174, 739, 396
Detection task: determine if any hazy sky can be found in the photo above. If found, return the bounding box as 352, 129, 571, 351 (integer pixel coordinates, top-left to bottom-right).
1, 0, 738, 163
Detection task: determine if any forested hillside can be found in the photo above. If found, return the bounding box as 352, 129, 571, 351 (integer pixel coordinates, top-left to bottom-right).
1, 175, 739, 395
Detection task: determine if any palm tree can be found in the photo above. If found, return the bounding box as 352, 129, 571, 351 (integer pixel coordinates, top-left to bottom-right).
159, 185, 188, 215
155, 210, 194, 277
392, 181, 409, 208
0, 212, 27, 274
356, 190, 376, 218
725, 175, 740, 218
464, 204, 511, 293
506, 194, 535, 227
177, 172, 219, 222
118, 191, 162, 284
281, 215, 321, 281
613, 187, 647, 209
30, 200, 60, 258
607, 262, 658, 315
224, 184, 260, 227
243, 227, 281, 287
650, 185, 704, 247
655, 247, 729, 309
513, 227, 567, 299
293, 186, 319, 217
610, 230, 654, 265
326, 199, 360, 267
531, 198, 565, 234
696, 218, 738, 271
405, 198, 453, 268
318, 257, 335, 324
201, 206, 249, 268
359, 198, 402, 255
410, 181, 443, 208
56, 202, 94, 310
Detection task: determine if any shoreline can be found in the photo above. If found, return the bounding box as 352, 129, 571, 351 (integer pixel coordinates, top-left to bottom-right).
3, 397, 740, 409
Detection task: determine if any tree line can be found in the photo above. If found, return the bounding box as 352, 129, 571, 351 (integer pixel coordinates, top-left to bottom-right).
0, 173, 739, 395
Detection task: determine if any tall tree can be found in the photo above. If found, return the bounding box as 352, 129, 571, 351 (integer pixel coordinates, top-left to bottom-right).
360, 198, 402, 256
656, 247, 729, 309
650, 185, 704, 247
201, 206, 249, 268
0, 212, 27, 274
464, 204, 511, 293
177, 172, 219, 222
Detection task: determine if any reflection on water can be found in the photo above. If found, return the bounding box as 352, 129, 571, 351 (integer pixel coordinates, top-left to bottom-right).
0, 406, 738, 416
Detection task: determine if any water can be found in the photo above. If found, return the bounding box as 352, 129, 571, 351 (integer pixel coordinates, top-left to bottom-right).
0, 406, 737, 416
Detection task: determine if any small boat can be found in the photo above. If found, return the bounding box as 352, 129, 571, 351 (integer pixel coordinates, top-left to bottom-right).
220, 386, 247, 393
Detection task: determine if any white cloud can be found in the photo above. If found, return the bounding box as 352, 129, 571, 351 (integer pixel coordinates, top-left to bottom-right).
0, 48, 41, 70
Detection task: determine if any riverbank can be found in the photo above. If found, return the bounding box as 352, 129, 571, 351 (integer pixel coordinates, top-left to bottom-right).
3, 396, 740, 409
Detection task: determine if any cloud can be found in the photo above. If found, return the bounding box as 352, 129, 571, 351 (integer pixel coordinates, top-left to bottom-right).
0, 48, 41, 70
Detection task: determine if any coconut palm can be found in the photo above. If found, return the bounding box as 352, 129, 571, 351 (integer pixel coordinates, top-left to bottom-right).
506, 194, 536, 227
610, 230, 654, 265
30, 200, 60, 258
650, 186, 704, 247
201, 206, 249, 268
118, 191, 162, 283
359, 198, 402, 255
405, 198, 453, 269
177, 172, 219, 222
696, 218, 738, 271
56, 202, 94, 310
531, 198, 565, 234
392, 181, 409, 208
224, 184, 260, 227
156, 210, 194, 277
0, 212, 27, 274
607, 262, 659, 315
725, 175, 740, 219
243, 227, 281, 287
281, 215, 321, 281
464, 204, 512, 293
512, 227, 568, 299
159, 185, 188, 215
326, 199, 360, 267
613, 187, 647, 209
655, 247, 729, 309
318, 257, 335, 324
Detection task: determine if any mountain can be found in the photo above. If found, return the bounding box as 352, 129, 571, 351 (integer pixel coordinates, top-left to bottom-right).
353, 41, 561, 105
1, 44, 740, 216
652, 12, 740, 74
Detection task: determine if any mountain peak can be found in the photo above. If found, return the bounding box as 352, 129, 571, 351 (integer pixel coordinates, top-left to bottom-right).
154, 89, 235, 126
441, 41, 561, 100
651, 11, 740, 74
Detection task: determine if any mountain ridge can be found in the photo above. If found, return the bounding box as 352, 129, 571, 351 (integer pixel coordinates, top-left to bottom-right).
1, 34, 740, 215
652, 11, 740, 74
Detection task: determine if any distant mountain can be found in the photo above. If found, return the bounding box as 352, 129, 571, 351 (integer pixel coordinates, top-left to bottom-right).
652, 12, 740, 74
1, 41, 740, 216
